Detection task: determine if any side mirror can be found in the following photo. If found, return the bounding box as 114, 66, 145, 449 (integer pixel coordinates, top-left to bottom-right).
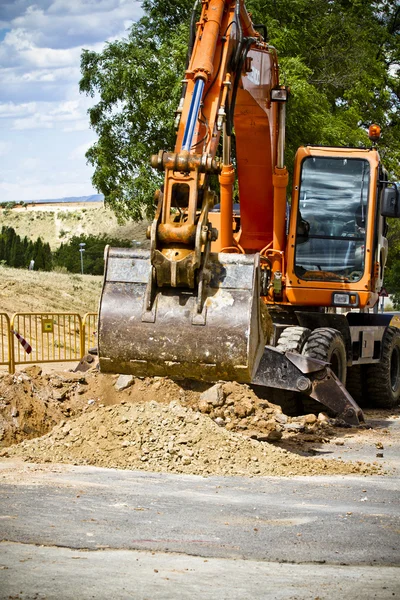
381, 185, 399, 218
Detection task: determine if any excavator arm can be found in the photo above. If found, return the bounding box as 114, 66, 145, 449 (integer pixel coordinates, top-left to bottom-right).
99, 0, 283, 382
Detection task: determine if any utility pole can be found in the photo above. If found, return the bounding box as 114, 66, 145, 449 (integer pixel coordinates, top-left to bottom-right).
79, 242, 86, 275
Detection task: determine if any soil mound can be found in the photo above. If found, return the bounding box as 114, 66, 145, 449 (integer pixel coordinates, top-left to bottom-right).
2, 400, 379, 477
0, 365, 382, 477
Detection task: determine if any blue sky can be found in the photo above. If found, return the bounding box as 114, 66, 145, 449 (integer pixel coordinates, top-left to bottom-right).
0, 0, 143, 201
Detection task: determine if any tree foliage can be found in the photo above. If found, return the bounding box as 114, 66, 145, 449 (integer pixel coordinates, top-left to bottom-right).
80, 0, 400, 219
53, 234, 131, 276
0, 227, 52, 271
384, 218, 400, 308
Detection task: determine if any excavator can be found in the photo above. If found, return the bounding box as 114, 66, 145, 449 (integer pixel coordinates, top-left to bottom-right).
98, 0, 400, 426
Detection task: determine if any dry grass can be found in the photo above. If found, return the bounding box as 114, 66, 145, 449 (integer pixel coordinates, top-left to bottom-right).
1, 204, 148, 249
0, 266, 102, 315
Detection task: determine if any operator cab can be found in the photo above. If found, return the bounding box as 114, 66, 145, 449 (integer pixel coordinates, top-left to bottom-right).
295, 156, 369, 283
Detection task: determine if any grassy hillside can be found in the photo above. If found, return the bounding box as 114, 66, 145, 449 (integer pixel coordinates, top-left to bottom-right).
1, 204, 148, 249
0, 266, 102, 315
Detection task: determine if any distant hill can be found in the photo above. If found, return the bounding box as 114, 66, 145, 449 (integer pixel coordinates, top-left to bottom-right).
0, 203, 148, 250
8, 194, 104, 205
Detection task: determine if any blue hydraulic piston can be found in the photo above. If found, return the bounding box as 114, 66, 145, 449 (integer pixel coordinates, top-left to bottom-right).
181, 78, 205, 151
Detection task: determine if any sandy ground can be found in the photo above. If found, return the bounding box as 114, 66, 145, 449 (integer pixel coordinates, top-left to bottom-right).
0, 266, 102, 315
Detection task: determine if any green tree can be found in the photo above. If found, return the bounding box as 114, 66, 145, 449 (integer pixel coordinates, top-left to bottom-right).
80, 0, 400, 220
53, 235, 132, 275
384, 218, 400, 308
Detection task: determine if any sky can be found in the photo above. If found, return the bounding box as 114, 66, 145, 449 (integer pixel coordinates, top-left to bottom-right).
0, 0, 143, 202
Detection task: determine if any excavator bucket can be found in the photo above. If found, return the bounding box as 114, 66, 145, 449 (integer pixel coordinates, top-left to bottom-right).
98, 247, 268, 382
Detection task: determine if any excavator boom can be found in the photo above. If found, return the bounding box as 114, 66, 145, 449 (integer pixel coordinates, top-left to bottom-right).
99, 0, 279, 383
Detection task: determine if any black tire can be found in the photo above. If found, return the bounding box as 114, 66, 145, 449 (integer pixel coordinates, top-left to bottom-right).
271, 327, 311, 415
302, 327, 347, 385
276, 326, 311, 353
346, 364, 368, 407
366, 327, 400, 408
299, 328, 347, 416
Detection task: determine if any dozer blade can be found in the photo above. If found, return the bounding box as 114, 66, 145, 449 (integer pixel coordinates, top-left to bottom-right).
98, 247, 267, 382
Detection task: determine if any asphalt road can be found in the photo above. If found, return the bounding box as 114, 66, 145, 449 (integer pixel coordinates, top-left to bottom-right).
0, 413, 399, 599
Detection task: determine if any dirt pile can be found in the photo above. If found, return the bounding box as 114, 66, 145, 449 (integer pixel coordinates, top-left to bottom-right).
1, 400, 379, 477
0, 369, 334, 450
0, 367, 91, 447
0, 365, 383, 477
191, 382, 334, 442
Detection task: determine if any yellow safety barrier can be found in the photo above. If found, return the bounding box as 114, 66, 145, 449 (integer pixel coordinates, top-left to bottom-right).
0, 313, 13, 373
11, 313, 83, 371
0, 312, 99, 373
82, 312, 98, 356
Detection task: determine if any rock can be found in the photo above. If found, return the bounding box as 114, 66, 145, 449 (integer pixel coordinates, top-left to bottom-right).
274, 413, 288, 424
98, 425, 108, 438
11, 408, 19, 418
115, 375, 134, 391
74, 355, 95, 373
248, 426, 282, 441
267, 429, 283, 441
53, 388, 68, 402
304, 414, 317, 424
214, 408, 225, 419
23, 365, 42, 378
214, 417, 225, 426
200, 383, 225, 407
16, 373, 31, 383
234, 399, 254, 418
283, 422, 305, 432
318, 412, 330, 423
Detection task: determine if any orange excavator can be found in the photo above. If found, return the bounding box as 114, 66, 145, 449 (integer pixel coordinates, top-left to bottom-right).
98, 0, 400, 425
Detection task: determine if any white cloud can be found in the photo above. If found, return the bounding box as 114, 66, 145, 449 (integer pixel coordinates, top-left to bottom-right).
0, 140, 9, 156
0, 0, 143, 201
8, 98, 91, 130
68, 139, 95, 160
0, 178, 97, 201
0, 101, 38, 118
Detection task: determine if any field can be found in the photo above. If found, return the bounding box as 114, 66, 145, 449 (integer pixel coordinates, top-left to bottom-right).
0, 265, 102, 315
0, 202, 148, 249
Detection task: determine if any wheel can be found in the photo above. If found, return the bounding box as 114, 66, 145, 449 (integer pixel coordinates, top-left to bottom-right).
272, 327, 311, 415
276, 326, 311, 353
346, 364, 368, 406
302, 327, 347, 385
366, 327, 400, 408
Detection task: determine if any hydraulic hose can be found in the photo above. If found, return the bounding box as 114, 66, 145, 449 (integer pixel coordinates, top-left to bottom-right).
182, 78, 205, 151
226, 36, 254, 136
